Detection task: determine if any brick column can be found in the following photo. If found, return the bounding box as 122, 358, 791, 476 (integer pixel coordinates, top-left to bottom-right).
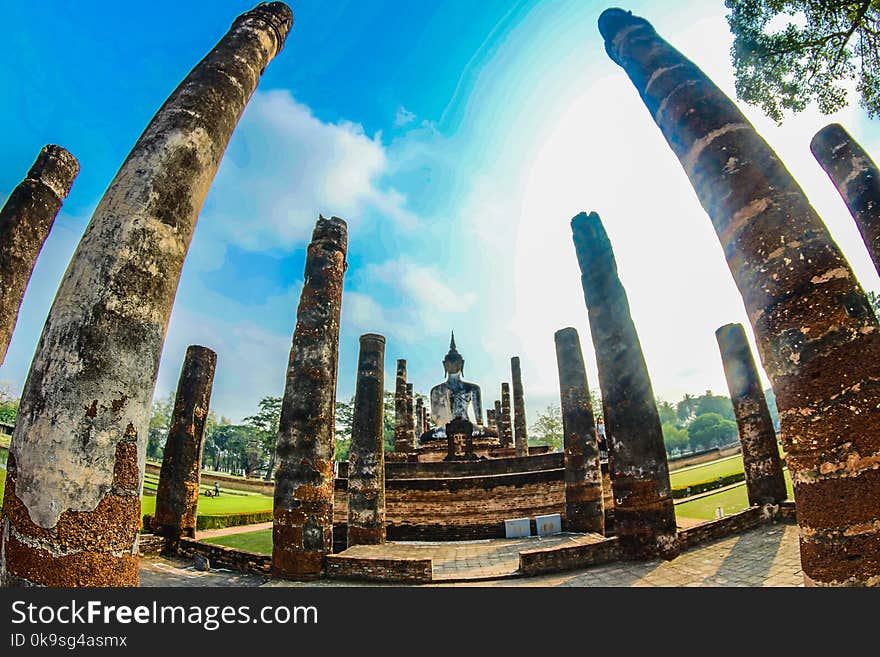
571, 210, 678, 559
0, 145, 79, 365
394, 359, 409, 452
273, 215, 347, 580
152, 345, 217, 547
0, 1, 291, 588
811, 123, 880, 277
347, 334, 386, 547
716, 324, 787, 506
511, 356, 528, 456
500, 383, 513, 448
406, 382, 415, 448
555, 327, 604, 535
600, 7, 880, 584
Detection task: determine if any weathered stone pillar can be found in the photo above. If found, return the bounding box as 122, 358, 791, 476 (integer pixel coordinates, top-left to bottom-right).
500, 383, 514, 448
811, 124, 880, 277
600, 8, 880, 584
415, 397, 424, 440
0, 2, 292, 588
555, 327, 604, 535
511, 357, 528, 456
152, 345, 217, 546
394, 359, 409, 452
406, 382, 416, 447
0, 145, 79, 365
572, 211, 678, 559
715, 324, 787, 506
493, 400, 502, 439
347, 333, 386, 547
486, 408, 496, 433
273, 215, 347, 580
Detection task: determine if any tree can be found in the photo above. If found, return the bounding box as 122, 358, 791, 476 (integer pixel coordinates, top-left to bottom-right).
687, 413, 739, 451
146, 392, 174, 461
676, 393, 698, 423
692, 390, 735, 421
726, 0, 880, 122
244, 396, 282, 480
0, 385, 19, 425
656, 398, 678, 426
662, 422, 690, 454
531, 404, 563, 451
869, 289, 880, 319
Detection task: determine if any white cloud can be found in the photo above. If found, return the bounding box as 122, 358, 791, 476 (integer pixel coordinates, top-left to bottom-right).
394, 106, 416, 127
201, 89, 419, 253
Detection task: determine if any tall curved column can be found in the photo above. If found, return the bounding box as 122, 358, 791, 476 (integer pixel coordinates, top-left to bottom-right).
600, 8, 880, 584
572, 211, 678, 559
347, 334, 386, 547
715, 324, 787, 506
0, 2, 292, 587
152, 345, 217, 546
273, 216, 347, 580
555, 327, 604, 534
811, 124, 880, 277
0, 145, 79, 364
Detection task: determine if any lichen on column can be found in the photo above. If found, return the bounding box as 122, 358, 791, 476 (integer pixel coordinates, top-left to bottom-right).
600, 7, 880, 585
0, 1, 292, 587
272, 215, 347, 580
0, 145, 79, 365
571, 210, 678, 559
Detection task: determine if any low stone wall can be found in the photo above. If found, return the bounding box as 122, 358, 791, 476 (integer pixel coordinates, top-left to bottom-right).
145, 461, 275, 495
677, 504, 789, 551
326, 554, 432, 583
177, 538, 271, 575
137, 533, 166, 556
668, 444, 742, 470
385, 452, 563, 478
519, 537, 620, 576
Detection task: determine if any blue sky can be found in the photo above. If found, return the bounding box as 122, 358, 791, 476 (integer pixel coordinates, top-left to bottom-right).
2, 0, 879, 424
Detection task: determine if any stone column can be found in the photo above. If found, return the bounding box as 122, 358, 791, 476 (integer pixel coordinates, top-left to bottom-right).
500, 383, 514, 448
811, 124, 880, 277
0, 145, 79, 365
347, 333, 386, 547
394, 359, 409, 452
571, 211, 678, 559
273, 215, 347, 580
486, 408, 496, 433
511, 357, 528, 456
0, 2, 292, 588
151, 345, 217, 546
555, 327, 604, 535
415, 397, 424, 440
600, 8, 880, 584
493, 400, 502, 439
716, 324, 787, 506
406, 383, 415, 448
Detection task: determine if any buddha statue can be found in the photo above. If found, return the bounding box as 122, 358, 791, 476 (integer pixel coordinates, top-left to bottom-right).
429, 333, 484, 430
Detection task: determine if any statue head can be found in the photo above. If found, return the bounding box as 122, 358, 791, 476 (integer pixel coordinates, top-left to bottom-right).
442, 331, 464, 376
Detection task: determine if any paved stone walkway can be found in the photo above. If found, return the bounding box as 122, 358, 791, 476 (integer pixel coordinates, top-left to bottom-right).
340, 533, 605, 580
141, 522, 802, 587
196, 521, 273, 540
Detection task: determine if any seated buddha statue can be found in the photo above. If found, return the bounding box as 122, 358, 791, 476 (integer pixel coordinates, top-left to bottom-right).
425, 333, 484, 440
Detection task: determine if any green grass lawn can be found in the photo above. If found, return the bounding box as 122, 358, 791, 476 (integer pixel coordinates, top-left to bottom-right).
0, 470, 5, 515
140, 491, 273, 518
203, 528, 273, 554
669, 455, 746, 488
675, 470, 794, 520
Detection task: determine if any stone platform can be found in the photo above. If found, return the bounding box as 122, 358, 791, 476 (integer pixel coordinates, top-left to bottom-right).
140, 520, 801, 587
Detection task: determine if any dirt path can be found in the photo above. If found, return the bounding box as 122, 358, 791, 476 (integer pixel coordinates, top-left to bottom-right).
196, 521, 272, 540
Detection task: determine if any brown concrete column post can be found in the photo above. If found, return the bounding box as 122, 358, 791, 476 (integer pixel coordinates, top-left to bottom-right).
347, 333, 386, 547
394, 359, 409, 452
555, 327, 605, 535
151, 345, 217, 547
272, 215, 347, 580
716, 324, 787, 506
572, 211, 678, 559
811, 124, 880, 277
600, 8, 880, 584
500, 383, 513, 448
0, 145, 79, 365
0, 2, 292, 588
511, 356, 528, 456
